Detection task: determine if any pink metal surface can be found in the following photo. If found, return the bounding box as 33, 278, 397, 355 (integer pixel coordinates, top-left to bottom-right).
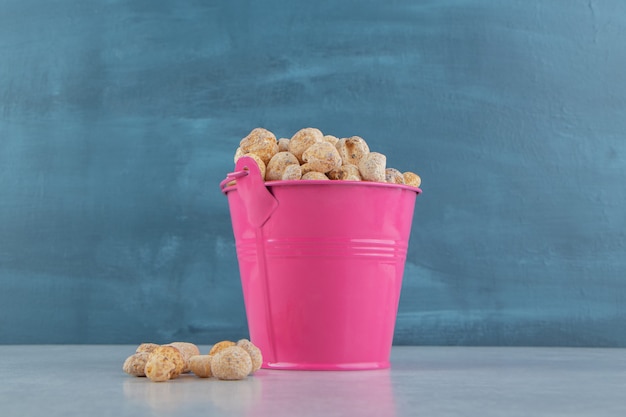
222, 156, 421, 370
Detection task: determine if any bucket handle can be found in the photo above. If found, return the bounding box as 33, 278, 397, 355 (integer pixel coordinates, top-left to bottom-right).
219, 170, 249, 190
220, 156, 279, 228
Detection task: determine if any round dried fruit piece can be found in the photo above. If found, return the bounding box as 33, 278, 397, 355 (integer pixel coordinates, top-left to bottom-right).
282, 163, 302, 180
327, 164, 361, 181
211, 346, 253, 380
135, 343, 159, 354
385, 168, 405, 184
323, 135, 339, 146
299, 163, 316, 177
145, 345, 186, 382
302, 172, 329, 180
189, 355, 213, 378
239, 128, 279, 165
209, 340, 236, 356
336, 136, 370, 166
302, 141, 342, 173
236, 339, 263, 374
123, 352, 150, 377
403, 172, 422, 188
358, 152, 386, 182
166, 342, 200, 373
277, 138, 290, 152
288, 128, 323, 163
265, 152, 300, 181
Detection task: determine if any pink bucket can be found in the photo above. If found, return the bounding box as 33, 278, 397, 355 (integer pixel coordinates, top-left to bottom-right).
220, 156, 422, 370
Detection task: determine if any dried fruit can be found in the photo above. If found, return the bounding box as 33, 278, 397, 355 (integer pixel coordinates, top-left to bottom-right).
209, 340, 237, 356
144, 345, 186, 382
302, 142, 342, 173
358, 152, 386, 182
166, 342, 200, 373
189, 355, 213, 378
236, 339, 263, 374
403, 171, 421, 188
301, 172, 329, 180
266, 152, 300, 181
288, 128, 323, 163
123, 338, 263, 383
211, 346, 253, 380
327, 164, 361, 181
335, 136, 370, 166
230, 128, 422, 188
385, 168, 405, 184
239, 127, 279, 165
123, 352, 150, 377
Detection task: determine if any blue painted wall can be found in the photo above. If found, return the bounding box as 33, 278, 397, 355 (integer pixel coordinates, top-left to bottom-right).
1, 0, 625, 346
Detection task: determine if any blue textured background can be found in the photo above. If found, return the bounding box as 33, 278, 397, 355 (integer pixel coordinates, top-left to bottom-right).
1, 0, 625, 345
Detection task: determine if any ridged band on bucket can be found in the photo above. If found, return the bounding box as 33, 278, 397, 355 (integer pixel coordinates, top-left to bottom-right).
236, 238, 408, 260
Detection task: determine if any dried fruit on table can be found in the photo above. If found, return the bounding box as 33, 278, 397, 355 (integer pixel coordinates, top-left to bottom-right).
211, 346, 253, 380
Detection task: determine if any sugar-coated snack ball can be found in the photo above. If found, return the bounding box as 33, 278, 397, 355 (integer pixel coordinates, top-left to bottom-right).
240, 127, 276, 149
122, 338, 264, 383
302, 141, 342, 173
236, 339, 263, 374
239, 128, 279, 165
358, 152, 386, 182
403, 172, 421, 188
209, 340, 237, 356
324, 135, 339, 146
278, 138, 290, 152
123, 352, 150, 377
166, 342, 200, 373
211, 346, 253, 380
265, 151, 300, 181
246, 153, 267, 180
302, 171, 329, 180
231, 127, 422, 187
145, 345, 186, 382
288, 127, 324, 163
335, 136, 370, 166
136, 343, 160, 354
189, 355, 213, 378
282, 163, 302, 180
327, 164, 362, 181
385, 168, 405, 184
123, 342, 159, 377
299, 163, 316, 176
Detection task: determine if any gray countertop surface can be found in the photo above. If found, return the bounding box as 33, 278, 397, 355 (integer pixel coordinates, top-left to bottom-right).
0, 345, 624, 417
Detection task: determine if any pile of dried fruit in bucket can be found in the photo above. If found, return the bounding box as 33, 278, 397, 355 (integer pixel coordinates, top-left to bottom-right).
122, 339, 262, 382
230, 127, 422, 186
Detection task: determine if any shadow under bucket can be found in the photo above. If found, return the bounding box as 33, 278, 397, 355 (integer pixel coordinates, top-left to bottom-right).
220, 156, 422, 370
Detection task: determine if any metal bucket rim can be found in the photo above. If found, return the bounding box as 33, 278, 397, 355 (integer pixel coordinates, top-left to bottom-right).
222, 178, 422, 195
